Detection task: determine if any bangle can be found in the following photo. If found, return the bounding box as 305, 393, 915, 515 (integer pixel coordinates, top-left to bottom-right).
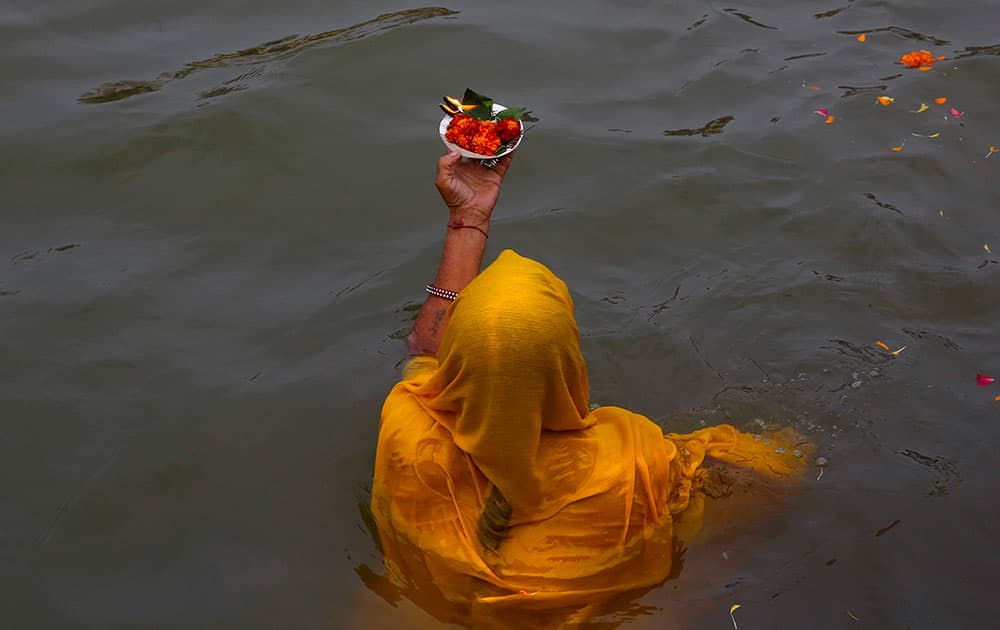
426, 284, 458, 301
448, 218, 488, 239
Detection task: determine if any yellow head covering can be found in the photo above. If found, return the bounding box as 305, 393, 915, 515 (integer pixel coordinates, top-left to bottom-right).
369, 250, 809, 623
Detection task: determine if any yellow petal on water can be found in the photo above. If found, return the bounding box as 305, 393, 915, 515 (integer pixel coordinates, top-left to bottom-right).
928, 132, 941, 138
890, 345, 907, 356
911, 103, 929, 113
730, 604, 742, 630
986, 243, 992, 254
848, 610, 860, 621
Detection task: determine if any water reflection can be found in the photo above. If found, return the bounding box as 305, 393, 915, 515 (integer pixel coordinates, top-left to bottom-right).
835, 26, 950, 46
954, 43, 1000, 58
663, 116, 734, 137
78, 7, 458, 104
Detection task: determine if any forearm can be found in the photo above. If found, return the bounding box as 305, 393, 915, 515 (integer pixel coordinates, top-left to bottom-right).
408, 224, 489, 357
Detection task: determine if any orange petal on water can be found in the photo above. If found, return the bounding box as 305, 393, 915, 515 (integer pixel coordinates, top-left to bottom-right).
877, 96, 895, 106
995, 395, 1000, 401
848, 610, 861, 621
935, 97, 948, 105
803, 83, 821, 91
891, 145, 904, 152
918, 65, 934, 71
875, 341, 890, 351
857, 33, 867, 42
825, 115, 835, 124
987, 147, 998, 158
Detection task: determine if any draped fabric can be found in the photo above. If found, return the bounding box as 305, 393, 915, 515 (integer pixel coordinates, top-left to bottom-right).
369, 250, 809, 621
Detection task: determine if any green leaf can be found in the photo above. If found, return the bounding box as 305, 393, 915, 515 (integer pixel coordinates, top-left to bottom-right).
462, 88, 494, 120
495, 107, 527, 120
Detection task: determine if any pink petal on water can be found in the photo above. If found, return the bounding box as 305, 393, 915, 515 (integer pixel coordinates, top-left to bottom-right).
948, 107, 963, 118
814, 109, 829, 117
977, 373, 995, 387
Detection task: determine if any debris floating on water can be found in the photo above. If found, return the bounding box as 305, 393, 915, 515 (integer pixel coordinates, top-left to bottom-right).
730, 604, 742, 630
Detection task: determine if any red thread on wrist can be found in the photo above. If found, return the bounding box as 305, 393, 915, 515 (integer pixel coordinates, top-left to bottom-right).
448, 218, 489, 239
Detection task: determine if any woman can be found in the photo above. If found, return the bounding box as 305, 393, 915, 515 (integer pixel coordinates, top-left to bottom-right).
368, 151, 809, 626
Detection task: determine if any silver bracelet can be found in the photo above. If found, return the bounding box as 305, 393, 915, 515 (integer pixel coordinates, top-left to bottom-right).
426, 284, 458, 301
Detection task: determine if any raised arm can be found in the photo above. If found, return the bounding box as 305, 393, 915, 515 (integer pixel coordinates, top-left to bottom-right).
407, 151, 514, 357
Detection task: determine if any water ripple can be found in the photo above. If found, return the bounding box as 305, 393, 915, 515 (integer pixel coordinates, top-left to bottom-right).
78, 7, 458, 104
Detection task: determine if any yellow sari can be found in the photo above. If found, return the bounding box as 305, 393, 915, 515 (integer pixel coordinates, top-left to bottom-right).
370, 250, 808, 624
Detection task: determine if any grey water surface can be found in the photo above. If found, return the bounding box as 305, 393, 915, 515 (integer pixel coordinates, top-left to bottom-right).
3, 0, 999, 627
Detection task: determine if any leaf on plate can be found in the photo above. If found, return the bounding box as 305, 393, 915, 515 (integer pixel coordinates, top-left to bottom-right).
496, 107, 527, 120
461, 88, 495, 120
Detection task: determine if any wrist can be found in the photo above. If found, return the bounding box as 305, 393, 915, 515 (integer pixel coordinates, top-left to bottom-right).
447, 216, 489, 239
448, 207, 490, 226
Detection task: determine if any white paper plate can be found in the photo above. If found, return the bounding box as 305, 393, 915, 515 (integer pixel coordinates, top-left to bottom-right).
439, 103, 525, 159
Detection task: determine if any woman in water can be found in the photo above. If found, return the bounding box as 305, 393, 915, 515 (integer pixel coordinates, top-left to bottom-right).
367, 151, 809, 627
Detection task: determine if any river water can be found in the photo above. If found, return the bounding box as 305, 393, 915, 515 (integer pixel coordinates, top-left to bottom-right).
3, 1, 999, 628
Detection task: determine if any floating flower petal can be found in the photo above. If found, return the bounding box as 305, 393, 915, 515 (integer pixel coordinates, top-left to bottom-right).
848, 611, 860, 621
875, 341, 890, 350
825, 115, 835, 124
814, 108, 829, 117
877, 96, 895, 106
803, 83, 821, 91
948, 107, 963, 118
730, 604, 742, 630
977, 373, 995, 387
911, 103, 929, 113
891, 145, 904, 152
901, 50, 936, 68
857, 33, 867, 42
987, 146, 998, 159
935, 97, 948, 105
890, 346, 907, 356
912, 132, 941, 138
986, 243, 992, 254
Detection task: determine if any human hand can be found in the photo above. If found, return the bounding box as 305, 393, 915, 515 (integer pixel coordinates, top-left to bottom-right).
434, 150, 514, 225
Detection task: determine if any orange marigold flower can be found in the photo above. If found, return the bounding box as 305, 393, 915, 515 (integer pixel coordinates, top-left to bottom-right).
496, 117, 521, 143
445, 113, 518, 156
900, 49, 936, 68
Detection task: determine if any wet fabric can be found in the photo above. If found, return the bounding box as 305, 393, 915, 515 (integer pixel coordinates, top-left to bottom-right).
370, 249, 809, 618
